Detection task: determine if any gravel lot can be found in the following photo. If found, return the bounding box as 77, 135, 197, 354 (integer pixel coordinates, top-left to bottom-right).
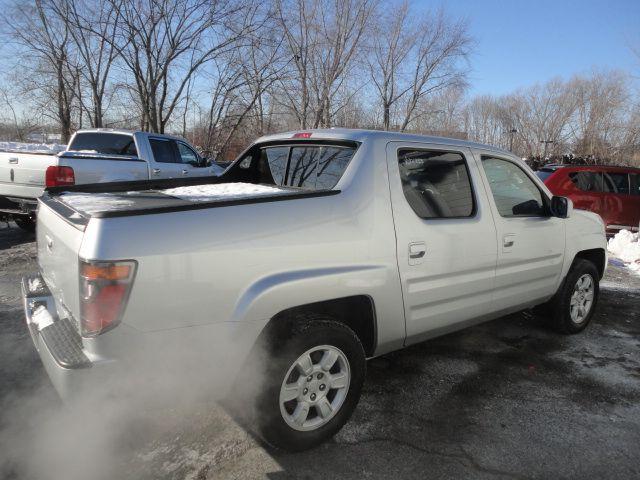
1, 223, 639, 480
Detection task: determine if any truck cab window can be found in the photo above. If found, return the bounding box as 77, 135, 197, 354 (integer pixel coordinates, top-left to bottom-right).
68, 132, 137, 156
398, 149, 475, 219
149, 139, 177, 163
176, 143, 199, 166
482, 157, 545, 217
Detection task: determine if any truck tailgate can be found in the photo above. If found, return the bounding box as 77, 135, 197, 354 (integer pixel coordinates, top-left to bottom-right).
37, 200, 85, 329
0, 152, 58, 199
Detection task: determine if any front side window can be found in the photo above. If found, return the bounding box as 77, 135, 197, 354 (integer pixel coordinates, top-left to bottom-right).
176, 143, 199, 165
398, 149, 475, 219
631, 173, 640, 196
605, 172, 630, 194
149, 139, 177, 164
482, 157, 545, 217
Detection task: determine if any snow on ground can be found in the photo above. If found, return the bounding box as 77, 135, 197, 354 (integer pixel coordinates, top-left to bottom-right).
161, 182, 286, 202
607, 229, 640, 274
0, 141, 65, 154
30, 305, 54, 331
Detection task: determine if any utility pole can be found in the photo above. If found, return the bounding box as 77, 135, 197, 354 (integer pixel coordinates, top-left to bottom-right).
508, 128, 517, 152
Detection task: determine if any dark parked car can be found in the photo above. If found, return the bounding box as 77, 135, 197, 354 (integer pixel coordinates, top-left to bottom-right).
537, 164, 640, 236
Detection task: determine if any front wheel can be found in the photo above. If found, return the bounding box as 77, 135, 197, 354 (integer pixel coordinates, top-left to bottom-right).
550, 258, 600, 334
256, 317, 366, 451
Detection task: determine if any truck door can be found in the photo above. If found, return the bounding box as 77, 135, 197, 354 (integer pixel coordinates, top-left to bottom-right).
477, 154, 565, 311
386, 142, 498, 344
175, 142, 219, 177
148, 137, 185, 179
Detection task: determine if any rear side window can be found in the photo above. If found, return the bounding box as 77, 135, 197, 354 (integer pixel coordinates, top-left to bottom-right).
68, 132, 137, 156
569, 171, 603, 192
398, 149, 475, 219
605, 172, 630, 194
149, 139, 177, 163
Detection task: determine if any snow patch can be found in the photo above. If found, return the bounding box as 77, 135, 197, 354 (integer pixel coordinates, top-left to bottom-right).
31, 305, 54, 331
28, 277, 44, 292
607, 229, 640, 274
60, 192, 138, 214
161, 183, 287, 202
0, 141, 65, 154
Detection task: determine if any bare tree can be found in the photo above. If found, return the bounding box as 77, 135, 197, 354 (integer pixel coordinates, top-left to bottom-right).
108, 0, 261, 133
275, 0, 376, 128
47, 0, 120, 128
368, 4, 471, 131
7, 0, 80, 142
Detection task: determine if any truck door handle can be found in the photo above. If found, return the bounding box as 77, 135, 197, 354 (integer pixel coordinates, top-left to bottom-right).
409, 242, 426, 259
503, 234, 515, 248
181, 169, 189, 175
9, 157, 18, 164
152, 168, 161, 175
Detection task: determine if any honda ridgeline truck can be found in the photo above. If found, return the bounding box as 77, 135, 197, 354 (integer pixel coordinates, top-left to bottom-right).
23, 129, 607, 451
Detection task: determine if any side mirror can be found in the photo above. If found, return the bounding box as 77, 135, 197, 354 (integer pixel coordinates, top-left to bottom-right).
550, 196, 572, 218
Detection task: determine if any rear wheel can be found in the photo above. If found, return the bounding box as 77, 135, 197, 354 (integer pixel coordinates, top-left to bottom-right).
549, 259, 600, 334
256, 316, 366, 451
14, 216, 35, 233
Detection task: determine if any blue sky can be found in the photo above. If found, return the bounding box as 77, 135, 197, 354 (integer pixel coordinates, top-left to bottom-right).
428, 0, 640, 95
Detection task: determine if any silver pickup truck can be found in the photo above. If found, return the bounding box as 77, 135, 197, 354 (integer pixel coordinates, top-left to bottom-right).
0, 129, 222, 230
23, 129, 607, 451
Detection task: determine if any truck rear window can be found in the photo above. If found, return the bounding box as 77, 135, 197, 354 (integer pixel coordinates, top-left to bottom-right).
262, 145, 356, 190
68, 133, 137, 156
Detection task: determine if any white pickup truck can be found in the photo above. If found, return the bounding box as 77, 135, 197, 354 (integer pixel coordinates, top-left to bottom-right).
0, 129, 222, 230
23, 129, 607, 451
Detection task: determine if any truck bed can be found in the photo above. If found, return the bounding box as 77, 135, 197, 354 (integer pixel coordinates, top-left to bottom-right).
41, 175, 339, 226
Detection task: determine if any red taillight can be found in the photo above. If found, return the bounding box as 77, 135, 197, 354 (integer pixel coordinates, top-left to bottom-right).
45, 166, 75, 187
79, 260, 136, 337
292, 132, 312, 138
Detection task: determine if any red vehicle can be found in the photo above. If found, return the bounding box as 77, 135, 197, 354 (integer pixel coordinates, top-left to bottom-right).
536, 164, 640, 236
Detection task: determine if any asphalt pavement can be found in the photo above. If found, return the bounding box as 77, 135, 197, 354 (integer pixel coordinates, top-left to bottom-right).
1, 224, 638, 480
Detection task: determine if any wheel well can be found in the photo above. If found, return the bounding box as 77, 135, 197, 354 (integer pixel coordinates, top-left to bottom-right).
263, 296, 377, 357
574, 248, 606, 279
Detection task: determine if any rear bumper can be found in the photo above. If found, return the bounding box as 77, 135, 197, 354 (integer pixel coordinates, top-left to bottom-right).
22, 273, 99, 400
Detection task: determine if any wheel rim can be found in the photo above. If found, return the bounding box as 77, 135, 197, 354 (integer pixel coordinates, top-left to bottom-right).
279, 345, 351, 432
570, 273, 595, 324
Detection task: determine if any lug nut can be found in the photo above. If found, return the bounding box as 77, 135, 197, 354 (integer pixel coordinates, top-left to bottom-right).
310, 393, 316, 401
317, 372, 324, 379
303, 388, 308, 395
307, 375, 313, 382
319, 384, 326, 391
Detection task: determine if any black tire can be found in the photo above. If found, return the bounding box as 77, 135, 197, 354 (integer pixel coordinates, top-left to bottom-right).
14, 216, 36, 233
548, 258, 600, 334
255, 315, 366, 451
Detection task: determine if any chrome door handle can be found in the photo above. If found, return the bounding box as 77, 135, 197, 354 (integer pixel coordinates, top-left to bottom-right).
152, 168, 161, 175
408, 242, 426, 264
181, 169, 189, 175
503, 234, 515, 248
9, 157, 18, 164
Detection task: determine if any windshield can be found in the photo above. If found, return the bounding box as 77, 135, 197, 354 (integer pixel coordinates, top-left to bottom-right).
68, 132, 138, 156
